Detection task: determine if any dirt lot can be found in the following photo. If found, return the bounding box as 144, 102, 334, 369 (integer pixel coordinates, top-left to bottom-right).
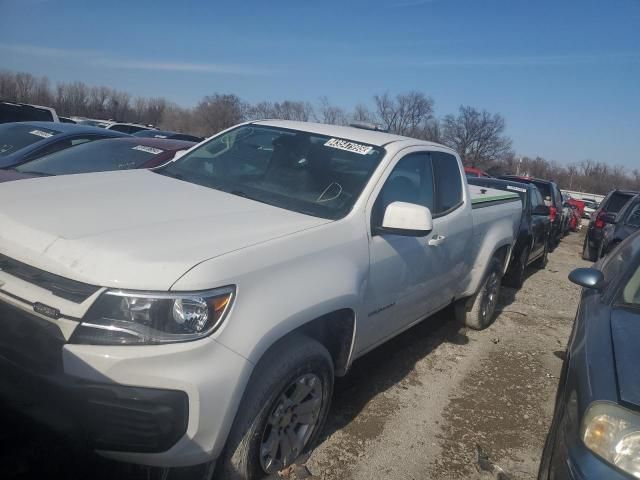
0, 232, 589, 480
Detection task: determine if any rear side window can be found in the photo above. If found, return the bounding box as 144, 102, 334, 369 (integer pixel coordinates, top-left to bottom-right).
606, 193, 635, 214
432, 152, 463, 214
626, 203, 640, 227
531, 181, 551, 203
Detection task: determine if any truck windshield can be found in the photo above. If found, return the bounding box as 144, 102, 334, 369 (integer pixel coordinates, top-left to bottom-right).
157, 125, 385, 220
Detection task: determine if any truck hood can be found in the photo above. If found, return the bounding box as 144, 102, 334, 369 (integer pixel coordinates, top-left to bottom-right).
611, 308, 640, 408
0, 170, 329, 290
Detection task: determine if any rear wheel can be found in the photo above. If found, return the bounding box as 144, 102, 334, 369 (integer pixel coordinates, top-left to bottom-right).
532, 240, 549, 269
503, 247, 529, 289
582, 236, 597, 261
456, 257, 502, 330
217, 334, 333, 480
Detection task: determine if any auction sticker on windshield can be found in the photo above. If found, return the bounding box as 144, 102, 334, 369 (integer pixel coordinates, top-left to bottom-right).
29, 129, 54, 139
507, 185, 527, 193
324, 138, 373, 155
132, 145, 163, 155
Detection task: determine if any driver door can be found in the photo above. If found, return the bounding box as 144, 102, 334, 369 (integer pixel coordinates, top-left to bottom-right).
359, 151, 449, 351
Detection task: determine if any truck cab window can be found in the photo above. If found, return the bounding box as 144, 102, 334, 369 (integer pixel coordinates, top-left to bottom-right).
372, 152, 434, 228
432, 152, 463, 215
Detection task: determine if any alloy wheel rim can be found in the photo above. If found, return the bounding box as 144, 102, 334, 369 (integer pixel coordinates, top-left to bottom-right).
481, 272, 500, 323
260, 373, 323, 473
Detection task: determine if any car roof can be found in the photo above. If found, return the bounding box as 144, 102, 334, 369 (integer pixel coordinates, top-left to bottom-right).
111, 137, 196, 150
250, 119, 453, 150
10, 121, 125, 135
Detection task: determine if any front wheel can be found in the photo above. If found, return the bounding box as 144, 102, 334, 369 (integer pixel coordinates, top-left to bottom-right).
218, 334, 334, 480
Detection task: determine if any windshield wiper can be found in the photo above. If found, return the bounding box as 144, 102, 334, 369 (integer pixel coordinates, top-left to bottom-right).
229, 189, 274, 207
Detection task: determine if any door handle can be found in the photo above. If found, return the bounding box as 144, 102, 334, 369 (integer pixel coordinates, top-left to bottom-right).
428, 234, 446, 246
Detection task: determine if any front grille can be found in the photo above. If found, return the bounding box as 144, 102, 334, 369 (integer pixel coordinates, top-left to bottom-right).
0, 300, 65, 375
0, 253, 99, 303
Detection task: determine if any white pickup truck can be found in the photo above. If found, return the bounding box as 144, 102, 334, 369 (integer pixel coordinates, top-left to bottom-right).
0, 120, 521, 479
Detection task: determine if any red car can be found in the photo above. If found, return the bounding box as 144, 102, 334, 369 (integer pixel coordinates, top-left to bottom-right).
0, 137, 195, 182
567, 199, 585, 231
464, 166, 491, 178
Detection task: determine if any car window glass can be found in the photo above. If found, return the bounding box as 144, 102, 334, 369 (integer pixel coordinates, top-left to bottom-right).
627, 203, 640, 227
16, 140, 161, 175
372, 152, 434, 228
606, 193, 634, 213
622, 261, 640, 306
33, 138, 73, 158
0, 123, 61, 156
432, 152, 462, 214
160, 125, 385, 220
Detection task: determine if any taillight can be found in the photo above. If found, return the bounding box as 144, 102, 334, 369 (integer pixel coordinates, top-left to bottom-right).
549, 206, 557, 222
594, 213, 605, 229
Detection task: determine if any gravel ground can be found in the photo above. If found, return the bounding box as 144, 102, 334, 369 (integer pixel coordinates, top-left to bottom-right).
0, 231, 589, 480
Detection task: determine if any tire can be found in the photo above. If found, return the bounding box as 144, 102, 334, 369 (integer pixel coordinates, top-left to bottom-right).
532, 240, 549, 269
582, 236, 597, 262
456, 257, 502, 330
503, 247, 529, 289
217, 334, 334, 480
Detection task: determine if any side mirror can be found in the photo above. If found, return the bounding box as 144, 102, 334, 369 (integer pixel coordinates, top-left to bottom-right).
569, 268, 605, 290
379, 201, 433, 237
532, 205, 550, 216
602, 212, 616, 224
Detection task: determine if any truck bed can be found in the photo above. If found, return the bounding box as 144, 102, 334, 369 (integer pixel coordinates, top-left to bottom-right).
462, 184, 522, 297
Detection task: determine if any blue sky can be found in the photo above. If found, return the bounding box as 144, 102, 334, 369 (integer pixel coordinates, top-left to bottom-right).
1, 0, 639, 168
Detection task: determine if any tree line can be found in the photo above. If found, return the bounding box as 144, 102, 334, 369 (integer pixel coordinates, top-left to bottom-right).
1, 69, 637, 195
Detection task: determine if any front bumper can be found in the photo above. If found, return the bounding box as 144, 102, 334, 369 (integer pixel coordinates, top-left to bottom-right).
0, 297, 252, 467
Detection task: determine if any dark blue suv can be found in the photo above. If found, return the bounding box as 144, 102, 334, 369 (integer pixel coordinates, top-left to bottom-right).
539, 230, 640, 479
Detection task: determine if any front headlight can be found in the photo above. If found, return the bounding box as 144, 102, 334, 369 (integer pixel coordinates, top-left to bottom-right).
582, 402, 640, 478
70, 286, 235, 345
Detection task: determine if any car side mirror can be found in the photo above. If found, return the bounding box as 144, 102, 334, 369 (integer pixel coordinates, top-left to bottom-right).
378, 201, 433, 237
569, 268, 605, 290
602, 212, 616, 224
532, 205, 550, 216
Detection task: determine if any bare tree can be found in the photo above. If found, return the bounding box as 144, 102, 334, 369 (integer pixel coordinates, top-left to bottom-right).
194, 94, 246, 136
374, 91, 434, 137
14, 72, 35, 102
440, 105, 513, 170
351, 103, 376, 123
315, 96, 346, 125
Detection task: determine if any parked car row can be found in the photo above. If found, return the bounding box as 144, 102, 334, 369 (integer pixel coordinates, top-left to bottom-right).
468, 177, 551, 288
582, 189, 640, 261
0, 121, 196, 181
465, 168, 584, 261
540, 228, 640, 480
0, 119, 531, 479
0, 100, 201, 141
